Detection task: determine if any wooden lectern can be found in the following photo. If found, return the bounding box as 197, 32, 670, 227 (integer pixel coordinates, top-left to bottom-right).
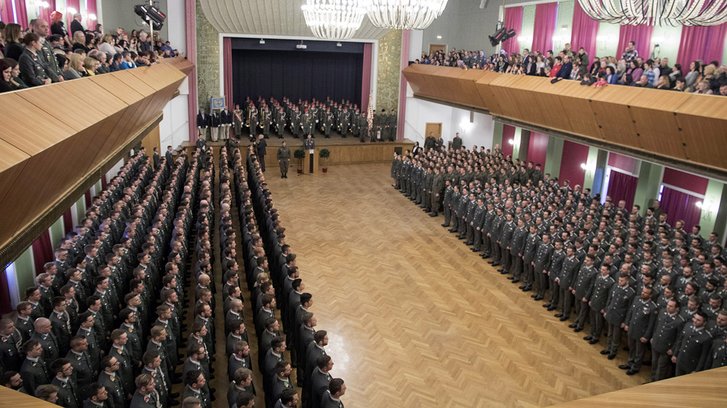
304, 147, 318, 175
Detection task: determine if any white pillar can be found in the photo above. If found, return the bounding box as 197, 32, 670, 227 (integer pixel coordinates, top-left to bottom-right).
408, 29, 424, 61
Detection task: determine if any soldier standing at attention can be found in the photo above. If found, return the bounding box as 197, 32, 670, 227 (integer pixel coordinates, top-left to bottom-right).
256, 134, 268, 172
277, 141, 291, 179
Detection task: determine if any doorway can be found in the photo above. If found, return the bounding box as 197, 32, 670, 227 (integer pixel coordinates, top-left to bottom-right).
425, 122, 442, 140
428, 44, 446, 58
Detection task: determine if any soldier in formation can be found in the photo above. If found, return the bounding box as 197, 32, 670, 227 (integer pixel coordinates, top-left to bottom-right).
391, 141, 727, 382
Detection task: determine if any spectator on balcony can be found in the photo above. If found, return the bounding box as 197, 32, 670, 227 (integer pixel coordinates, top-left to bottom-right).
56, 54, 80, 80
71, 31, 90, 54
83, 57, 100, 76
669, 64, 683, 86
138, 31, 153, 54
0, 58, 22, 92
50, 11, 68, 40
31, 19, 63, 82
120, 51, 137, 70
576, 47, 589, 68
4, 23, 24, 61
645, 59, 660, 87
98, 34, 116, 57
684, 61, 701, 89
622, 40, 638, 63
109, 53, 123, 72
69, 53, 89, 77
88, 49, 109, 74
633, 74, 650, 87
70, 13, 85, 36
48, 35, 65, 56
694, 80, 713, 95
548, 56, 563, 78
673, 77, 687, 92
655, 74, 671, 90
19, 33, 51, 87
601, 65, 616, 84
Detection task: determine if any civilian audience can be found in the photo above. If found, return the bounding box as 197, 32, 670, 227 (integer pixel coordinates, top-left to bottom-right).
0, 13, 179, 93
415, 42, 726, 95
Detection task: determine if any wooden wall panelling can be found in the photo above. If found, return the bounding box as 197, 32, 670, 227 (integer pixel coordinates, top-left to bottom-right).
530, 80, 582, 133
506, 76, 552, 128
674, 94, 727, 171
162, 57, 194, 75
0, 143, 84, 246
473, 71, 501, 113
627, 90, 688, 161
588, 87, 642, 146
0, 386, 58, 407
402, 69, 427, 97
553, 83, 601, 139
0, 143, 29, 206
487, 75, 528, 121
455, 69, 488, 108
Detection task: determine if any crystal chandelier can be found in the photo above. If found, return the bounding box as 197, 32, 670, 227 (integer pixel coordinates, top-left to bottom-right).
366, 0, 449, 30
302, 0, 368, 40
577, 0, 727, 26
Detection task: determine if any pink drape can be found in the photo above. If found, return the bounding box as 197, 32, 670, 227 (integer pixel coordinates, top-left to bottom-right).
527, 131, 548, 166
13, 0, 27, 28
62, 208, 73, 234
0, 264, 11, 313
676, 23, 726, 68
559, 140, 589, 187
186, 0, 199, 141
501, 125, 515, 157
32, 231, 53, 277
660, 187, 703, 231
607, 170, 638, 210
66, 0, 79, 29
223, 37, 233, 108
86, 0, 97, 30
617, 25, 653, 61
502, 6, 523, 54
37, 0, 56, 26
570, 1, 598, 58
1, 0, 12, 25
531, 2, 558, 53
361, 42, 372, 112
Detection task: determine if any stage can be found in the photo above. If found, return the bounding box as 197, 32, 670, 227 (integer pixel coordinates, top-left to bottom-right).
184, 133, 414, 165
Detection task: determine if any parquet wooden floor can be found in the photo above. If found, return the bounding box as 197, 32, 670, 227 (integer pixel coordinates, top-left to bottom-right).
265, 163, 647, 407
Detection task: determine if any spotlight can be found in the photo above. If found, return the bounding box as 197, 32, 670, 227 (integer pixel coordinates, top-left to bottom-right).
259, 39, 266, 44
336, 42, 342, 47
489, 22, 517, 46
134, 4, 166, 31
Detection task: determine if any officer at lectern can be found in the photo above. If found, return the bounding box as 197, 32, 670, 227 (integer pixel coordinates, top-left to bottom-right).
304, 134, 316, 173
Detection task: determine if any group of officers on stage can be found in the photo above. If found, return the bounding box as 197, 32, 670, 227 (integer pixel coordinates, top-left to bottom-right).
197, 97, 397, 142
391, 142, 727, 381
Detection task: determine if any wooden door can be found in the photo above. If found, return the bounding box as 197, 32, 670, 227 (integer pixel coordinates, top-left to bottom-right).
429, 44, 446, 57
425, 122, 442, 140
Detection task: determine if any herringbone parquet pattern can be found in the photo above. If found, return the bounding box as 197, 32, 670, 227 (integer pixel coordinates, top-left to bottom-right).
265, 163, 645, 407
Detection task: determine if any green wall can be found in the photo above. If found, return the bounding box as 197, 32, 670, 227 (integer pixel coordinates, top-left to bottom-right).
492, 122, 503, 149
633, 162, 664, 214
554, 0, 574, 51
15, 247, 36, 299
595, 22, 619, 58
49, 218, 64, 250
699, 180, 725, 236
544, 137, 563, 178
519, 5, 536, 51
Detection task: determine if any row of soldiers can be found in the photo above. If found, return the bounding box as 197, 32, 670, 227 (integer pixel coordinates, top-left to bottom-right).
392, 143, 727, 381
240, 97, 397, 142
233, 144, 347, 408
0, 147, 223, 407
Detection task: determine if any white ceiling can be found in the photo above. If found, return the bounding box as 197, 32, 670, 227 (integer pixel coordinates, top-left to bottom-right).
200, 0, 392, 40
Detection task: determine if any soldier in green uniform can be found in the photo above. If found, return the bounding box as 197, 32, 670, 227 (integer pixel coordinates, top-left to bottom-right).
321, 109, 333, 138
277, 141, 291, 179
129, 373, 161, 408
181, 370, 211, 408
261, 107, 272, 138
275, 107, 286, 138
430, 167, 444, 217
